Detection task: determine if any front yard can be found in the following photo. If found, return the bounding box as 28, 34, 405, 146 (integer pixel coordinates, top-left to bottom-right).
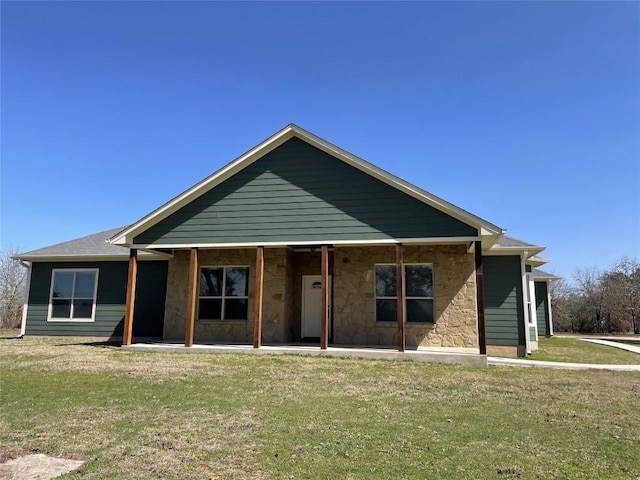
1, 336, 639, 479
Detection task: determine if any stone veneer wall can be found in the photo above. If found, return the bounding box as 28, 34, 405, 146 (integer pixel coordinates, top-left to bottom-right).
333, 245, 478, 348
162, 248, 289, 343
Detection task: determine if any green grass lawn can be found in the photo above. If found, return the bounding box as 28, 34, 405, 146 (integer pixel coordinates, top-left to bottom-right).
1, 337, 639, 479
530, 337, 640, 365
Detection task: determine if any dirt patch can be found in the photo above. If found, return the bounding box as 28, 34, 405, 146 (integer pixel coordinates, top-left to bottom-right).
0, 454, 84, 480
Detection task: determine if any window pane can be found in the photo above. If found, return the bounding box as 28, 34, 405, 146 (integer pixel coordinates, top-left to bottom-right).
376, 299, 397, 322
375, 265, 396, 297
405, 265, 433, 297
74, 272, 96, 298
73, 299, 93, 319
225, 299, 248, 320
226, 268, 248, 297
52, 272, 74, 298
406, 299, 434, 323
52, 299, 71, 318
200, 268, 223, 297
199, 298, 222, 320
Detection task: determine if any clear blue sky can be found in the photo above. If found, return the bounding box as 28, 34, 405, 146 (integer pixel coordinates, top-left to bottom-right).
2, 1, 639, 280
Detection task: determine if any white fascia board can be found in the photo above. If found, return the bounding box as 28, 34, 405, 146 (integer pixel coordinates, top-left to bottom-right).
487, 246, 546, 258
109, 126, 297, 245
290, 125, 503, 235
109, 124, 503, 246
15, 255, 168, 262
532, 274, 562, 281
526, 256, 550, 267
131, 236, 481, 250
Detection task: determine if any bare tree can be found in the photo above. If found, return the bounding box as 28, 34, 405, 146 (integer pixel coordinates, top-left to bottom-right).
611, 257, 640, 334
573, 266, 608, 333
0, 247, 27, 329
549, 278, 577, 332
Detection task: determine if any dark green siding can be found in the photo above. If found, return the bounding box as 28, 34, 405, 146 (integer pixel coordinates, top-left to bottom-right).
25, 261, 167, 338
535, 281, 550, 337
484, 256, 525, 346
134, 138, 477, 245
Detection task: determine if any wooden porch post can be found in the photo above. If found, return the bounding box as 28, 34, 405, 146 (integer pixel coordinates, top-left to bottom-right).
474, 240, 487, 355
122, 248, 138, 346
396, 243, 405, 352
253, 246, 264, 349
320, 245, 329, 350
185, 247, 198, 347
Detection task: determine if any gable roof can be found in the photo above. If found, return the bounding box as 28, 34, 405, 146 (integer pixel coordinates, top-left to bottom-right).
13, 227, 163, 262
487, 235, 546, 258
109, 124, 504, 247
532, 268, 561, 281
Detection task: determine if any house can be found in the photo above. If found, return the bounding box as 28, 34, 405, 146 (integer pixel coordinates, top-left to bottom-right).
15, 124, 558, 357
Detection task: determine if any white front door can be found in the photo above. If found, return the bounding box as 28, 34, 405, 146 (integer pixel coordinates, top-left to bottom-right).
301, 275, 332, 338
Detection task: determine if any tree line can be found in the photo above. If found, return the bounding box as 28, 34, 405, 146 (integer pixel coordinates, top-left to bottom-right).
0, 247, 26, 329
551, 257, 640, 334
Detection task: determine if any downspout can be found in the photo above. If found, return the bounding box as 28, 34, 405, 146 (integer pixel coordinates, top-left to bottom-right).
18, 260, 32, 338
520, 252, 531, 355
547, 281, 554, 336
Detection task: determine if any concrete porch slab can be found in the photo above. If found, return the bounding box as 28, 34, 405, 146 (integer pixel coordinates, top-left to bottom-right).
122, 342, 487, 367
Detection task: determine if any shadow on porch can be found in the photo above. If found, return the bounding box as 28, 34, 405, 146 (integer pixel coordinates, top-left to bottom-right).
121, 342, 487, 367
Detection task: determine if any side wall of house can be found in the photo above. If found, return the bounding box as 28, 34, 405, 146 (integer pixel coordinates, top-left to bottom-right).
333, 244, 478, 348
483, 256, 525, 356
535, 281, 550, 337
25, 261, 168, 338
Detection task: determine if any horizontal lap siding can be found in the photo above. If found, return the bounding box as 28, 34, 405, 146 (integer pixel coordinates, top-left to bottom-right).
25, 261, 167, 338
134, 138, 477, 245
535, 282, 549, 336
483, 256, 524, 346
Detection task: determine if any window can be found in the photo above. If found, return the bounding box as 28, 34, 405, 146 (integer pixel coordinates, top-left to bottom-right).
198, 267, 249, 320
48, 269, 98, 321
375, 264, 434, 323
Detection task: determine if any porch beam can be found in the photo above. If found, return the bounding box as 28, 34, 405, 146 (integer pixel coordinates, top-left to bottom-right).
122, 248, 138, 346
474, 240, 487, 354
396, 243, 405, 352
321, 245, 329, 350
253, 246, 264, 348
185, 247, 198, 347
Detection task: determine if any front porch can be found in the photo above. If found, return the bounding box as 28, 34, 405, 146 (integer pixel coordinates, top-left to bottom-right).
122, 341, 487, 367
121, 241, 488, 355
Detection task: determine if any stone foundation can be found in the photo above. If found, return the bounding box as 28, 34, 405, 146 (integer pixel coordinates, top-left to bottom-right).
486, 344, 526, 357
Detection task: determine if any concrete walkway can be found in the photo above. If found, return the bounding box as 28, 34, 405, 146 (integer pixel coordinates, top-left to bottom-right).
123, 339, 640, 371
580, 338, 640, 354
487, 356, 640, 371
124, 342, 488, 367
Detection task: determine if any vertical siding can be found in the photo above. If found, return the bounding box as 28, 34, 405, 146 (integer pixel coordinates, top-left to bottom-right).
134, 137, 478, 245
483, 256, 525, 346
535, 281, 550, 337
25, 261, 167, 338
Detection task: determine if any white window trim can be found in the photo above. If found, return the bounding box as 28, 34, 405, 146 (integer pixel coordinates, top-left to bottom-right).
47, 269, 99, 322
374, 263, 434, 324
198, 265, 250, 321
